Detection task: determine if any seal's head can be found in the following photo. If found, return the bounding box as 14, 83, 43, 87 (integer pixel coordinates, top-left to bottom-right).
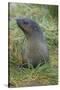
16, 17, 40, 35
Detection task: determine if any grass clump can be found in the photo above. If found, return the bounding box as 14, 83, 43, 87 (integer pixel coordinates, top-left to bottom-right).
8, 3, 58, 87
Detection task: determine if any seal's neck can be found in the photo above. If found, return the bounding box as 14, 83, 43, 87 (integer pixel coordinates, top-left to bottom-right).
26, 30, 44, 43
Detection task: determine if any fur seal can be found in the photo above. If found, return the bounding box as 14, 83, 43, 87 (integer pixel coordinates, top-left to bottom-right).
16, 17, 49, 68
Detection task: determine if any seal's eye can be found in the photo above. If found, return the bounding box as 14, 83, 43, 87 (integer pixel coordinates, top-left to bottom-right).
23, 21, 28, 25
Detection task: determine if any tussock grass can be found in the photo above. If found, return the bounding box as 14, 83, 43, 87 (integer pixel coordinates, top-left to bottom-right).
8, 3, 58, 87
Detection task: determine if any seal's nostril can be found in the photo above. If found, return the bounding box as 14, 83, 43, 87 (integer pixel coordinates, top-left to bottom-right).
16, 17, 21, 22
16, 16, 25, 20
16, 17, 24, 24
16, 17, 19, 21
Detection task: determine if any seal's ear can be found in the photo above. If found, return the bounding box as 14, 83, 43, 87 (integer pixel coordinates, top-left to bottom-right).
31, 22, 39, 31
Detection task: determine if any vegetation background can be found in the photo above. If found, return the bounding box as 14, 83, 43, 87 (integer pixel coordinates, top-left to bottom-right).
8, 3, 58, 87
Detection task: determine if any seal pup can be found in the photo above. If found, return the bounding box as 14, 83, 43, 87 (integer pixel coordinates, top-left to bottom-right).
16, 17, 49, 68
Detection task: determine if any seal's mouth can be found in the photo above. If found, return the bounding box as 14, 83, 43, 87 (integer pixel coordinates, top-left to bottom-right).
16, 17, 22, 27
16, 17, 24, 31
16, 17, 28, 34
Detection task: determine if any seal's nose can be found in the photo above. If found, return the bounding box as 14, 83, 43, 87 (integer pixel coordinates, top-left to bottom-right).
16, 16, 25, 21
16, 16, 26, 30
16, 17, 23, 26
16, 17, 21, 22
16, 16, 25, 25
16, 17, 20, 20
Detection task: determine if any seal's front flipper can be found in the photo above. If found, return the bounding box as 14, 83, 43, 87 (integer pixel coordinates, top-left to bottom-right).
16, 63, 33, 69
